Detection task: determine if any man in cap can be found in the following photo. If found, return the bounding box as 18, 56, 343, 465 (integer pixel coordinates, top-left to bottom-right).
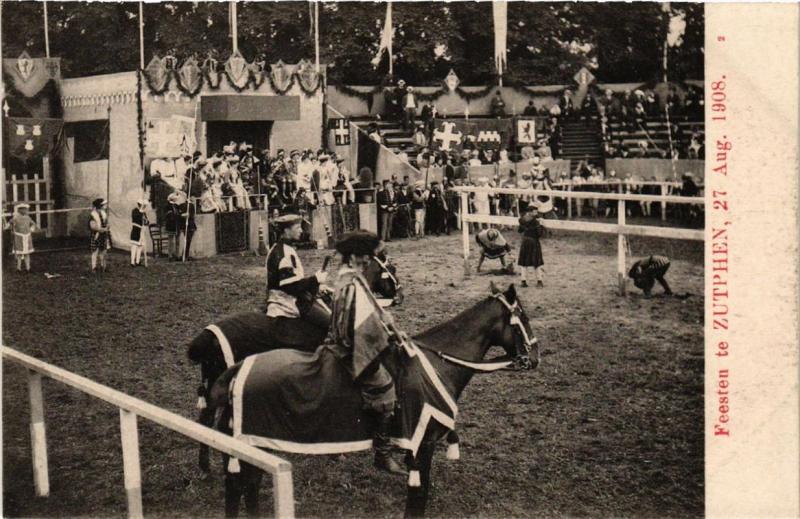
377, 180, 398, 241
475, 228, 512, 273
628, 255, 673, 297
264, 214, 330, 347
401, 86, 418, 131
328, 230, 407, 475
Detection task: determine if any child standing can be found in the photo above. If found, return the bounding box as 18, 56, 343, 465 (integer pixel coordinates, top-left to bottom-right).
5, 203, 37, 272
89, 198, 112, 272
517, 206, 544, 288
129, 199, 149, 267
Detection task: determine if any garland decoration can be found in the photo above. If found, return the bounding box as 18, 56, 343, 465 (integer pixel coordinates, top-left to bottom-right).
136, 68, 145, 173
141, 53, 323, 99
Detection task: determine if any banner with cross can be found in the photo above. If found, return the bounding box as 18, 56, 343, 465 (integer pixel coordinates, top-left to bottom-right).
329, 118, 351, 146
145, 116, 197, 158
431, 118, 513, 152
3, 117, 63, 159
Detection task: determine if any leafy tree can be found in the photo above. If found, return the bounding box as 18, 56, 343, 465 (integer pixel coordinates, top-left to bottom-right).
2, 1, 703, 85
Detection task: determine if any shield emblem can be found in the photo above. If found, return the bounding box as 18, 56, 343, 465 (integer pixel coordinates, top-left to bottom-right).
178, 57, 202, 94
296, 59, 320, 93
270, 60, 294, 93
16, 125, 25, 136
445, 69, 460, 91
32, 125, 42, 136
144, 55, 169, 92
16, 51, 35, 82
225, 50, 250, 89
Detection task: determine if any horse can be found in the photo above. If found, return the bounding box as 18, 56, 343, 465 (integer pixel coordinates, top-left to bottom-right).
188, 266, 405, 472
207, 282, 539, 517
186, 298, 331, 473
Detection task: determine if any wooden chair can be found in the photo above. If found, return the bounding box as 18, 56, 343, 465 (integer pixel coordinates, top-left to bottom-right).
148, 224, 170, 257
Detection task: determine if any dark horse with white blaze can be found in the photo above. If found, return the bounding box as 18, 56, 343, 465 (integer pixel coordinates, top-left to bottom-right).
207, 283, 539, 517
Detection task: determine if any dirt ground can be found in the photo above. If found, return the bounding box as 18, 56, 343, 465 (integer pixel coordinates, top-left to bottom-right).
2, 229, 704, 518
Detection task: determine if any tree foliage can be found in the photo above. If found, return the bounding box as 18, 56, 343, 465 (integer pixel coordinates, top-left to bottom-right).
2, 1, 703, 85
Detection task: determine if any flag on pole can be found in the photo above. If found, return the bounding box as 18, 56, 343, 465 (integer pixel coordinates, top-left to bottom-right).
229, 1, 238, 53
493, 1, 508, 76
371, 1, 393, 73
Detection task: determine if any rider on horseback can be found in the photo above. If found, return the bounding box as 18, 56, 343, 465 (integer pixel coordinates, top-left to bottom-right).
329, 230, 408, 476
265, 214, 330, 347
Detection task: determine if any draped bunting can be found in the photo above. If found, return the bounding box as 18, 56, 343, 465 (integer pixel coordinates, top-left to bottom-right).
2, 52, 61, 99
141, 54, 323, 99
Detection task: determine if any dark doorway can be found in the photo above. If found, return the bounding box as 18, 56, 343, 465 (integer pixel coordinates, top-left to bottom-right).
206, 121, 272, 155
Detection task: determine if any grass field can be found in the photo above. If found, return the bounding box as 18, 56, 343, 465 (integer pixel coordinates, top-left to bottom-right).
2, 229, 704, 518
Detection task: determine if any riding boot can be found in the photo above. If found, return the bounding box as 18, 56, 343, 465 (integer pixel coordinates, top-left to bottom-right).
373, 412, 408, 476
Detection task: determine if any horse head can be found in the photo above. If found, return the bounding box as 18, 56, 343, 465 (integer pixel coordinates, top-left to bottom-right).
489, 282, 540, 370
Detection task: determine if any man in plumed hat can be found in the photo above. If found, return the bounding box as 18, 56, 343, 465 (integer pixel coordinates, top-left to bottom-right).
327, 230, 407, 476
264, 214, 331, 346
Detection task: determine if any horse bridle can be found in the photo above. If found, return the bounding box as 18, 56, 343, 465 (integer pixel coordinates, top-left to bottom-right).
420, 293, 538, 372
491, 293, 537, 370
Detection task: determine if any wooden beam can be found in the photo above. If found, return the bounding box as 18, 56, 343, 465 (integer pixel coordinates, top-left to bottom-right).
451, 185, 704, 205
119, 409, 143, 519
2, 347, 292, 477
28, 371, 50, 497
460, 214, 704, 241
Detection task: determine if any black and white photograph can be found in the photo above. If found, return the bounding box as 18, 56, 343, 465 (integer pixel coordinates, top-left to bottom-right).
1, 1, 795, 518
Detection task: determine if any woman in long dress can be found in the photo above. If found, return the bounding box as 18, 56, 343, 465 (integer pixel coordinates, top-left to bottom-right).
517, 206, 545, 288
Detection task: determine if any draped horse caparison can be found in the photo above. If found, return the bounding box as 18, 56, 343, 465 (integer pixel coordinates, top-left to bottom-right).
207, 283, 540, 518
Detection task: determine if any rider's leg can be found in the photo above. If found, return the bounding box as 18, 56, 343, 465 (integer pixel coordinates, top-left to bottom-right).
362, 366, 407, 476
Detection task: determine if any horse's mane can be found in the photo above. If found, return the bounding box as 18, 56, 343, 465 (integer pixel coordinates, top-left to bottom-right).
413, 296, 498, 345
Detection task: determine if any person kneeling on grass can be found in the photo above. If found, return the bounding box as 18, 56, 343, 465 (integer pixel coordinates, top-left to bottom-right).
628, 255, 673, 296
476, 228, 512, 273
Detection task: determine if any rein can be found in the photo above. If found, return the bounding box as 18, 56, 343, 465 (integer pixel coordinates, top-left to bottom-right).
415, 293, 538, 373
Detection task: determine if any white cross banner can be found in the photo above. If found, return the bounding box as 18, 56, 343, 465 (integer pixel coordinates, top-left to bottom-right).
331, 118, 351, 146
145, 116, 197, 158
432, 121, 463, 152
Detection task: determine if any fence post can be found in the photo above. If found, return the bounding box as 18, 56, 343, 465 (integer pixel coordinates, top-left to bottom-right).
119, 409, 144, 519
28, 371, 50, 497
460, 191, 470, 277
660, 183, 667, 221
273, 468, 296, 518
617, 198, 627, 296
567, 183, 572, 219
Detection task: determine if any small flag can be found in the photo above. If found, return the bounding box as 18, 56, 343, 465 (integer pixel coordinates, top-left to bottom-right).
331, 119, 351, 146
371, 2, 393, 68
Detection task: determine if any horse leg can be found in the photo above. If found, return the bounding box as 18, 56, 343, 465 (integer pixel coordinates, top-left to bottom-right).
224, 455, 244, 518
198, 365, 223, 473
243, 463, 264, 516
405, 442, 436, 518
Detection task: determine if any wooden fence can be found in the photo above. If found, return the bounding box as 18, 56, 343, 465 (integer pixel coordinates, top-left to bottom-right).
2, 346, 295, 518
453, 186, 705, 295
3, 158, 55, 236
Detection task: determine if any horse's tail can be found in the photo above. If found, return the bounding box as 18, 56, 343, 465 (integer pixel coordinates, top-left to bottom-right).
208, 362, 243, 410
187, 328, 217, 364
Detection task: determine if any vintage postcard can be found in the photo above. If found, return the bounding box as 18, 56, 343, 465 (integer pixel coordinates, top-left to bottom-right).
0, 1, 797, 518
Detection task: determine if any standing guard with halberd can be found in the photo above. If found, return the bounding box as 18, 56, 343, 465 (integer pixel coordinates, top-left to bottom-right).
264, 214, 330, 347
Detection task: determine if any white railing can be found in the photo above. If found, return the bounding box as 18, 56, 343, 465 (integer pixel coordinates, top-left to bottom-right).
453, 186, 704, 295
2, 346, 294, 519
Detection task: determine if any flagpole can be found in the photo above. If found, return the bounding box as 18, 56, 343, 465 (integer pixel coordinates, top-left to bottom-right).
387, 2, 393, 76
43, 1, 50, 58
230, 1, 238, 54
314, 1, 320, 73
138, 2, 145, 69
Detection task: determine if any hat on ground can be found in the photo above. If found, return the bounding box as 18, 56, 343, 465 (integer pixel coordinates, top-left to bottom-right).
273, 214, 303, 228
335, 230, 380, 257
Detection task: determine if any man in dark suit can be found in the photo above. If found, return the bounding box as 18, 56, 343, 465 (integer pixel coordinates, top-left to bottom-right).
377, 180, 398, 241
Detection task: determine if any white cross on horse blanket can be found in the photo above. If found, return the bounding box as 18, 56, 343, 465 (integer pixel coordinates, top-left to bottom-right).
231, 341, 457, 456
